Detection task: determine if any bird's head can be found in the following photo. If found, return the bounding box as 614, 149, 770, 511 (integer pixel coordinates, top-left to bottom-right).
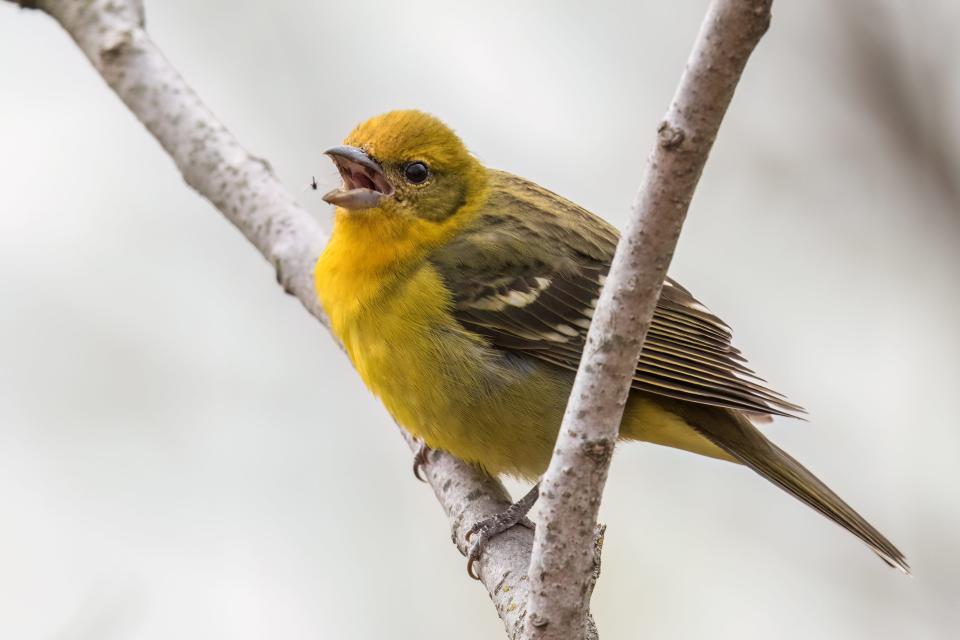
322, 110, 485, 221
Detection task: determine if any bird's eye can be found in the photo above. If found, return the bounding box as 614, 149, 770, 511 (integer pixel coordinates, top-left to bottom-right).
403, 162, 429, 184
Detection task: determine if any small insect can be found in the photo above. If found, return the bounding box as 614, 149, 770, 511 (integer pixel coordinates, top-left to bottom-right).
302, 176, 321, 195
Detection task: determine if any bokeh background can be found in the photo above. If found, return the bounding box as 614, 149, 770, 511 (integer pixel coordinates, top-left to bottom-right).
2, 1, 958, 638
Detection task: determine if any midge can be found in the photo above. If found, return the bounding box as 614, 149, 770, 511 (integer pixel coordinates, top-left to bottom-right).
314, 109, 908, 577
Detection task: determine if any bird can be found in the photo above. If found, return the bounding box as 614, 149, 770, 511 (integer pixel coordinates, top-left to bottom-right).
313, 109, 908, 577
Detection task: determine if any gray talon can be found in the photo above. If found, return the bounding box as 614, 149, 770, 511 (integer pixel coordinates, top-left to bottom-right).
412, 441, 432, 482
463, 484, 540, 579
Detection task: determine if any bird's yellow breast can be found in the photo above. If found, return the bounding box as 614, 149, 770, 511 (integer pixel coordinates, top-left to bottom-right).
314, 211, 456, 397
314, 208, 730, 478
314, 209, 559, 476
317, 239, 562, 476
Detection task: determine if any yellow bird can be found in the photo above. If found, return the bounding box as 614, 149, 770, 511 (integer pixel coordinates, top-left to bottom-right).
314, 109, 907, 576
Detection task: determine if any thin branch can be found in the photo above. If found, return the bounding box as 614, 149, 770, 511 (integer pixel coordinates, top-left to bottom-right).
10, 0, 537, 636
524, 2, 772, 638
11, 0, 775, 637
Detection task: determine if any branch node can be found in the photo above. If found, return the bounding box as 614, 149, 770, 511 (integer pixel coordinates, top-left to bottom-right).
99, 30, 134, 66
252, 154, 275, 175
657, 121, 686, 149
530, 613, 549, 628
581, 438, 613, 465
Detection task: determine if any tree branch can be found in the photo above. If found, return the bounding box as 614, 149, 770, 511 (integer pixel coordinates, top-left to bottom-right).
524, 2, 772, 638
10, 0, 773, 637
10, 0, 536, 636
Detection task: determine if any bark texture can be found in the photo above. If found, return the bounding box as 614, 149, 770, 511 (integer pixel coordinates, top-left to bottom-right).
9, 1, 773, 637
11, 0, 537, 636
524, 2, 772, 638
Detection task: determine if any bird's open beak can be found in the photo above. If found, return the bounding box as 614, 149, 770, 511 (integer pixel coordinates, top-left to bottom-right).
322, 145, 394, 210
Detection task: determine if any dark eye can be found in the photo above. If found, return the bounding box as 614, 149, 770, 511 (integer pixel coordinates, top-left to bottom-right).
404, 162, 429, 184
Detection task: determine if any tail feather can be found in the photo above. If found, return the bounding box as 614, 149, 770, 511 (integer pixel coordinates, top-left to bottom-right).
684, 406, 909, 573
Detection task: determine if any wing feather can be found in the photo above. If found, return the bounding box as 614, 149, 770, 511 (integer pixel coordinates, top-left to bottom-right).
428, 170, 805, 419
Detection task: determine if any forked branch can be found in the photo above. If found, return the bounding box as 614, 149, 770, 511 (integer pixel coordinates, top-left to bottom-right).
8, 1, 773, 637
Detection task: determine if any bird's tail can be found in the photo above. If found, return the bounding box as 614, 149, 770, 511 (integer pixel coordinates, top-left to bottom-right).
683, 405, 909, 573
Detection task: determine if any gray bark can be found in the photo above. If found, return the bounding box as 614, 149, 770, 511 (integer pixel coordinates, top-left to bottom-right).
8, 1, 773, 637
9, 0, 536, 636
524, 2, 772, 638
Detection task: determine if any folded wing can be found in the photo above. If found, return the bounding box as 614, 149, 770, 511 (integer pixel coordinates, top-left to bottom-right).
429, 170, 804, 419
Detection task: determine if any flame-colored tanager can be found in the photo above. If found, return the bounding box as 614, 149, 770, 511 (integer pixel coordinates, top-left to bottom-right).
314, 110, 907, 575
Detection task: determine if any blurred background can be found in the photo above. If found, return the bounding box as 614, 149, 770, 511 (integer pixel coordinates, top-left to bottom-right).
2, 0, 958, 638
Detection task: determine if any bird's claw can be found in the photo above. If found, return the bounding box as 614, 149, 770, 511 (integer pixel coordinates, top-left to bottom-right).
466, 515, 534, 579
412, 440, 432, 482
466, 544, 483, 580
463, 485, 540, 580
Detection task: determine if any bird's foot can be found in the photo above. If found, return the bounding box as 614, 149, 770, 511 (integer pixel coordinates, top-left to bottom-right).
412, 440, 433, 482
465, 484, 539, 579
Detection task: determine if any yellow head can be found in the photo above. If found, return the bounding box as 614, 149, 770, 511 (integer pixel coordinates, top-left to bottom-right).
322, 110, 485, 222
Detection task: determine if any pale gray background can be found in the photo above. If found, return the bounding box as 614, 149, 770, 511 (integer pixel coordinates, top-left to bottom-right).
2, 1, 958, 638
